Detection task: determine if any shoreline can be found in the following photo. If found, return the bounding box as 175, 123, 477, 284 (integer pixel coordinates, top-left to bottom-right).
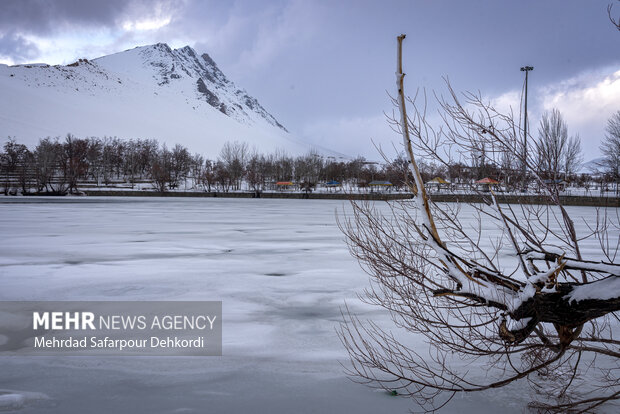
3, 190, 618, 207
71, 190, 620, 207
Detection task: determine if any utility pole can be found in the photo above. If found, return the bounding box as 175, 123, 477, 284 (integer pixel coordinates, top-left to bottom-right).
520, 65, 533, 193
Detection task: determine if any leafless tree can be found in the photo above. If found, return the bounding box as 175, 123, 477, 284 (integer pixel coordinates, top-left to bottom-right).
214, 160, 231, 192
246, 151, 268, 192
189, 153, 205, 189
294, 151, 323, 192
272, 149, 294, 182
563, 133, 583, 181
339, 35, 620, 413
198, 159, 216, 193
1, 139, 32, 194
33, 137, 68, 194
84, 138, 103, 186
63, 134, 90, 194
600, 111, 620, 195
383, 154, 410, 190
499, 145, 521, 191
170, 143, 191, 189
535, 109, 582, 186
150, 145, 172, 193
219, 141, 248, 190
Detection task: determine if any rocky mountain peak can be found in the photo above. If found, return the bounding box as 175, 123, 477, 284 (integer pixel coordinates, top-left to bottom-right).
91, 43, 286, 132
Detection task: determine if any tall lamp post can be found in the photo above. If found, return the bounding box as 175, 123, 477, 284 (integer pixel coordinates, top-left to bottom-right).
520, 65, 533, 192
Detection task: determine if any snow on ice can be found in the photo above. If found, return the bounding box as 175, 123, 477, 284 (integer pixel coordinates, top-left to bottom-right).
0, 197, 616, 413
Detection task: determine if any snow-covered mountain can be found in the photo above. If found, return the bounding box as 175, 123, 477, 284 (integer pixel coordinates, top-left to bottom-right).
0, 43, 312, 156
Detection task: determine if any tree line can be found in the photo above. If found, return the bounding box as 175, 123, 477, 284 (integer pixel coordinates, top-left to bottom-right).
1, 109, 619, 195
0, 135, 412, 195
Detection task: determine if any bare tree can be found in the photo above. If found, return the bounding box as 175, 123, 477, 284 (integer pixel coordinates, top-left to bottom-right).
1, 139, 32, 194
214, 160, 231, 192
219, 141, 248, 190
170, 143, 191, 189
150, 145, 172, 193
600, 111, 620, 195
199, 159, 216, 193
189, 153, 205, 190
85, 138, 103, 186
246, 151, 267, 193
63, 134, 90, 194
33, 137, 68, 194
535, 109, 582, 186
563, 133, 583, 181
383, 154, 410, 190
273, 149, 294, 182
294, 151, 323, 192
499, 145, 521, 192
339, 35, 620, 413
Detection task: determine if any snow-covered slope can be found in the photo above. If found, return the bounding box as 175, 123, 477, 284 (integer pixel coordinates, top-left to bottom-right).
0, 43, 310, 157
579, 157, 605, 174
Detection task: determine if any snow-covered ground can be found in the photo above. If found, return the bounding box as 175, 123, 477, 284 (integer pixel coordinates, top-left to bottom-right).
0, 197, 615, 413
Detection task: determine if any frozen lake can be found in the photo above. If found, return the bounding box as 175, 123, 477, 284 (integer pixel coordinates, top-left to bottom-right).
0, 197, 612, 413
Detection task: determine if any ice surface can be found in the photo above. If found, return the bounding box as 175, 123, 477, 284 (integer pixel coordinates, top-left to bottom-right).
0, 197, 616, 413
0, 390, 49, 411
0, 393, 25, 411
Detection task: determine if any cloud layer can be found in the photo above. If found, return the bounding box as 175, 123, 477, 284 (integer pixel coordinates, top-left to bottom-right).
1, 0, 618, 159
490, 67, 620, 161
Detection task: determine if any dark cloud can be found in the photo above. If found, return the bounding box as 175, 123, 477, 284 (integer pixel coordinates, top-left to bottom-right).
0, 0, 179, 35
0, 31, 39, 61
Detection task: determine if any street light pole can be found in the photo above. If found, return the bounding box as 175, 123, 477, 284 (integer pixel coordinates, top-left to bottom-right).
520, 65, 533, 192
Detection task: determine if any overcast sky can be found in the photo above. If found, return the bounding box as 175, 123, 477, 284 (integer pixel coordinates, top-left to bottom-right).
1, 0, 618, 161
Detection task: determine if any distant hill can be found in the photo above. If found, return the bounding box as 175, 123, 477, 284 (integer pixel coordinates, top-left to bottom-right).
579, 157, 606, 174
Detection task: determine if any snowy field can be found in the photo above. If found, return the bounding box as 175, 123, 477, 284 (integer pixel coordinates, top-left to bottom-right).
0, 197, 615, 413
